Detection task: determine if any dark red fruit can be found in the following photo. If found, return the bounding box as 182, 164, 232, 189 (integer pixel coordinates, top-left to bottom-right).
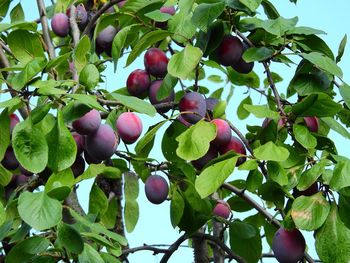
116, 112, 143, 144
304, 116, 319, 133
219, 136, 246, 166
72, 132, 85, 155
96, 25, 118, 56
192, 146, 218, 171
66, 4, 88, 29
9, 113, 19, 133
211, 119, 231, 147
126, 69, 151, 98
148, 80, 175, 113
145, 175, 169, 204
272, 227, 306, 263
85, 124, 118, 161
177, 115, 191, 127
217, 35, 243, 66
1, 147, 19, 170
155, 6, 176, 28
51, 13, 70, 37
293, 182, 318, 197
206, 98, 219, 112
72, 109, 101, 135
84, 150, 101, 164
232, 57, 254, 74
144, 48, 168, 78
71, 155, 85, 177
179, 92, 207, 124
213, 201, 231, 219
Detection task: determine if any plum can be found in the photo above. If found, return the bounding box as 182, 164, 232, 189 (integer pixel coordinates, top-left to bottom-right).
1, 147, 19, 170
179, 92, 207, 124
72, 132, 85, 155
304, 116, 319, 133
206, 98, 219, 119
71, 155, 85, 177
272, 227, 306, 263
177, 115, 191, 127
217, 35, 243, 66
148, 80, 175, 113
72, 109, 101, 135
232, 57, 254, 74
144, 48, 168, 78
219, 136, 246, 166
155, 6, 176, 28
145, 175, 169, 204
213, 200, 231, 219
211, 119, 231, 147
116, 112, 143, 144
96, 25, 118, 56
85, 124, 118, 161
66, 4, 88, 29
51, 13, 70, 37
84, 150, 102, 164
126, 69, 151, 98
9, 113, 19, 133
191, 146, 218, 171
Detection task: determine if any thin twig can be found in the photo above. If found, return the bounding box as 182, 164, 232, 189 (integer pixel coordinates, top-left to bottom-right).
68, 5, 80, 92
36, 0, 55, 59
159, 234, 188, 263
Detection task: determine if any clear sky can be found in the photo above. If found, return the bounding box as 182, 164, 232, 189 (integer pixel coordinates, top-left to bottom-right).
3, 0, 350, 262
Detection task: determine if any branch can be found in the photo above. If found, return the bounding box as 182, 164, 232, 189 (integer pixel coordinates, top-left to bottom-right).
212, 193, 225, 263
97, 97, 177, 111
192, 227, 209, 263
36, 0, 55, 59
159, 234, 187, 263
122, 245, 169, 256
68, 5, 80, 92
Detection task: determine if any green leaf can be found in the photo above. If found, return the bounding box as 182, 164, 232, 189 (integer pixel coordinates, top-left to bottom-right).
336, 34, 347, 63
126, 30, 170, 67
112, 25, 133, 72
213, 100, 227, 119
227, 67, 260, 88
168, 11, 196, 44
176, 120, 216, 161
162, 121, 187, 162
0, 108, 10, 161
125, 199, 139, 233
237, 96, 252, 120
293, 124, 317, 149
330, 159, 350, 191
322, 117, 350, 140
12, 118, 48, 173
195, 156, 238, 198
5, 236, 50, 263
57, 222, 84, 254
75, 163, 121, 183
79, 64, 100, 90
0, 97, 22, 110
0, 164, 12, 186
261, 0, 280, 19
191, 2, 225, 32
243, 47, 274, 62
291, 192, 330, 230
168, 45, 203, 80
229, 220, 262, 263
240, 0, 262, 11
78, 243, 104, 263
45, 169, 75, 200
170, 189, 185, 228
287, 26, 326, 35
297, 160, 327, 191
145, 10, 172, 22
10, 3, 24, 23
67, 94, 106, 112
110, 93, 156, 117
135, 121, 167, 157
266, 161, 288, 186
254, 142, 289, 162
18, 191, 62, 231
243, 104, 280, 119
0, 0, 10, 22
0, 202, 5, 226
301, 52, 343, 78
7, 30, 45, 64
339, 83, 350, 109
292, 93, 342, 117
315, 203, 350, 263
89, 183, 108, 216
74, 36, 91, 74
157, 74, 178, 100
123, 0, 161, 12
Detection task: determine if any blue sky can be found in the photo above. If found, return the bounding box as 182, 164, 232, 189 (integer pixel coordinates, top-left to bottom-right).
2, 0, 350, 262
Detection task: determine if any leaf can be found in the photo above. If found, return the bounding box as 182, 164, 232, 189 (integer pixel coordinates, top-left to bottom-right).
46, 111, 76, 172
227, 67, 260, 88
145, 10, 173, 22
79, 64, 100, 90
301, 52, 343, 78
74, 36, 91, 74
315, 203, 350, 263
0, 108, 10, 161
243, 104, 280, 119
162, 121, 187, 162
89, 183, 108, 216
291, 192, 330, 230
243, 47, 274, 62
254, 142, 289, 162
287, 26, 326, 35
339, 83, 350, 109
45, 169, 75, 200
261, 0, 280, 19
266, 161, 288, 186
195, 156, 238, 198
110, 93, 156, 117
293, 124, 317, 149
336, 34, 347, 63
157, 74, 178, 100
168, 11, 196, 44
0, 202, 5, 226
18, 191, 62, 231
297, 160, 327, 191
75, 163, 121, 183
322, 117, 350, 140
0, 164, 12, 186
126, 30, 170, 67
168, 44, 203, 80
191, 2, 225, 32
5, 236, 50, 263
170, 189, 185, 228
78, 243, 104, 263
10, 3, 24, 23
292, 93, 342, 117
67, 94, 106, 112
112, 25, 133, 72
57, 222, 84, 254
330, 159, 350, 191
176, 120, 216, 161
12, 118, 48, 173
239, 0, 262, 11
